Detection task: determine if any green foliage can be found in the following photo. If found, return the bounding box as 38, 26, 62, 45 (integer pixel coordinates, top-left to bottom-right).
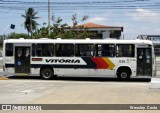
34, 14, 94, 39
19, 8, 94, 39
7, 32, 29, 39
33, 27, 48, 38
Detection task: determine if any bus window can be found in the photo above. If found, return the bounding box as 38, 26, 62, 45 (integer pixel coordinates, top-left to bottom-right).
95, 44, 115, 57
17, 48, 22, 57
32, 44, 36, 57
25, 48, 30, 57
116, 44, 134, 57
75, 44, 94, 56
36, 44, 54, 57
55, 44, 74, 57
5, 43, 13, 56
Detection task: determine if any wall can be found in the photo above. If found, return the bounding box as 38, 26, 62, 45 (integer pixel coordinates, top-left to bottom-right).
102, 31, 110, 39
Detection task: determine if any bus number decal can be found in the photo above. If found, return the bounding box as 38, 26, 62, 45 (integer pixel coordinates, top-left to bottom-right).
119, 60, 125, 63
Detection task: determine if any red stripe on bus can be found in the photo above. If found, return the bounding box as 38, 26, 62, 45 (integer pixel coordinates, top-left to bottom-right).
98, 58, 109, 69
91, 58, 109, 69
32, 58, 43, 61
95, 58, 104, 69
91, 58, 101, 69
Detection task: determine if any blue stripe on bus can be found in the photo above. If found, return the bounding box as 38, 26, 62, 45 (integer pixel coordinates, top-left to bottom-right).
5, 64, 95, 69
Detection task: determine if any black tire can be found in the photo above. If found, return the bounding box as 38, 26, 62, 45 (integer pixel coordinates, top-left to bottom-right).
40, 68, 54, 80
117, 69, 130, 81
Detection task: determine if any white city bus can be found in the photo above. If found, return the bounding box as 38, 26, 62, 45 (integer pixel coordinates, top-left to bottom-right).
3, 38, 156, 80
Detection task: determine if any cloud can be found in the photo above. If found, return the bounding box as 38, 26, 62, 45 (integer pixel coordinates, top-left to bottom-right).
88, 17, 107, 23
80, 9, 160, 39
127, 8, 160, 23
86, 10, 114, 25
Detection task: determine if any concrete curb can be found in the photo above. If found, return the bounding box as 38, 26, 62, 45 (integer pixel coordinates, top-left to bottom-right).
149, 78, 160, 89
0, 75, 9, 80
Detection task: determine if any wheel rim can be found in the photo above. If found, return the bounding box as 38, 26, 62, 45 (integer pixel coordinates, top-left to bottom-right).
43, 70, 52, 78
121, 72, 128, 78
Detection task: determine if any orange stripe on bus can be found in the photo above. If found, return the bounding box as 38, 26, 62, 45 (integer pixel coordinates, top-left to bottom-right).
102, 58, 115, 69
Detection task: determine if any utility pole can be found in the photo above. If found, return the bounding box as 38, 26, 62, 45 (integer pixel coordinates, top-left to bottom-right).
48, 0, 51, 37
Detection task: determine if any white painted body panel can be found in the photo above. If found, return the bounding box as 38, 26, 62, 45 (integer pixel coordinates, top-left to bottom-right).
2, 38, 155, 77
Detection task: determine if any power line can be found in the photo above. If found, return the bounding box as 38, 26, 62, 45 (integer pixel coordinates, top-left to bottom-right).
0, 0, 157, 7
0, 0, 159, 20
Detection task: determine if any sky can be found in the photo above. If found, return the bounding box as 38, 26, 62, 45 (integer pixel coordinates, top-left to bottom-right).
0, 0, 160, 39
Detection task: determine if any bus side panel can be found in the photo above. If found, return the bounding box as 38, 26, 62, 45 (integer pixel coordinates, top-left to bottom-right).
113, 58, 137, 77
90, 69, 115, 77
31, 68, 40, 75
5, 68, 14, 74
4, 57, 15, 73
64, 69, 115, 77
64, 69, 89, 77
54, 68, 65, 76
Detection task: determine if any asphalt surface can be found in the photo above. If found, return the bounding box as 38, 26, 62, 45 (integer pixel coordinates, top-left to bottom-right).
0, 76, 160, 113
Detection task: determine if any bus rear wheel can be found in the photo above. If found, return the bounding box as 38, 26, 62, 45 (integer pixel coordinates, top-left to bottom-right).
40, 68, 54, 80
117, 69, 130, 81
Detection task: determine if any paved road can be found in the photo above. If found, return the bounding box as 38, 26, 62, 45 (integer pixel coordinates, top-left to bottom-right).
0, 76, 160, 113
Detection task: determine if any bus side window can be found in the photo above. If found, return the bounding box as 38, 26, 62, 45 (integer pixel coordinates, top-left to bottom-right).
36, 44, 54, 57
116, 44, 134, 57
95, 44, 115, 57
75, 44, 94, 57
55, 44, 74, 57
32, 44, 36, 57
102, 44, 115, 57
5, 43, 13, 56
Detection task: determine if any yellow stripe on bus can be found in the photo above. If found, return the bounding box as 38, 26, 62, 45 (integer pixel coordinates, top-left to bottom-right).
103, 58, 115, 69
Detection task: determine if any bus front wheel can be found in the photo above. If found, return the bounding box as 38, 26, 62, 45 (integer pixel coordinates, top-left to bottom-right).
40, 68, 54, 80
117, 69, 130, 81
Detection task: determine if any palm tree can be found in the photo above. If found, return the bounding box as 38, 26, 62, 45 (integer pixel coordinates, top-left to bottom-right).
22, 7, 39, 38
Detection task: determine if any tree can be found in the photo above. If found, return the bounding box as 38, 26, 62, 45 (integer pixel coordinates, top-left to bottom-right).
71, 14, 93, 39
50, 15, 68, 38
7, 32, 28, 39
34, 14, 94, 39
22, 7, 39, 38
72, 14, 88, 28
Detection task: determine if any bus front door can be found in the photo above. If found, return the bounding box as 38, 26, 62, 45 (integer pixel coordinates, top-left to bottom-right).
137, 48, 152, 76
15, 47, 30, 74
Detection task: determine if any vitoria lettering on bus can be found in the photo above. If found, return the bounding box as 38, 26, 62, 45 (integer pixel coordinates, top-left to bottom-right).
45, 58, 87, 64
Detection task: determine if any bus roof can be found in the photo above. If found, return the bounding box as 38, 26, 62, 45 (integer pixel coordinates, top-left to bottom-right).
4, 38, 153, 45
